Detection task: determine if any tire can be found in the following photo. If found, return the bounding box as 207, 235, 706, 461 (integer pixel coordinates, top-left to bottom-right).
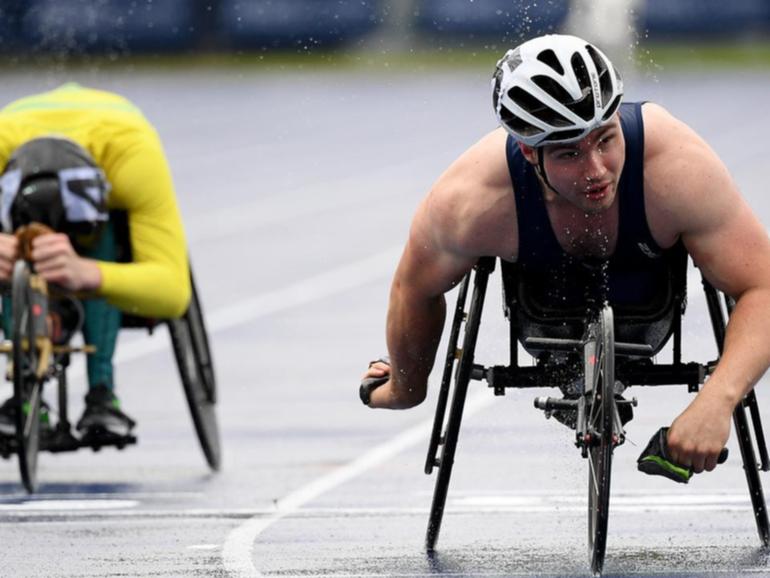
425, 266, 491, 551
734, 403, 770, 545
186, 276, 216, 404
587, 305, 615, 575
707, 285, 770, 546
12, 261, 42, 493
168, 280, 221, 471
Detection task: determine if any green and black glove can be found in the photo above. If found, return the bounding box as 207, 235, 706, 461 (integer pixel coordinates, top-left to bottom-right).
637, 426, 728, 484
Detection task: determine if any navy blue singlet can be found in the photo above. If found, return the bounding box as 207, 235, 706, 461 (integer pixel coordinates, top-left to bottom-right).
505, 102, 682, 312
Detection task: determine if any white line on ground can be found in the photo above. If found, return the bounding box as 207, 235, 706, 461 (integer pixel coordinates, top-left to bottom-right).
220, 390, 497, 578
184, 159, 424, 243
0, 499, 139, 510
258, 571, 770, 578
0, 494, 753, 517
111, 244, 402, 365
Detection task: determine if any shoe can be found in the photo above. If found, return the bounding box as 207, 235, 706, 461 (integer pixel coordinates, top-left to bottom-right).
76, 386, 135, 437
0, 395, 52, 436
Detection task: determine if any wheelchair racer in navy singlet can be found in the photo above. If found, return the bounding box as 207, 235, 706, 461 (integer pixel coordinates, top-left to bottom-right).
360, 34, 770, 478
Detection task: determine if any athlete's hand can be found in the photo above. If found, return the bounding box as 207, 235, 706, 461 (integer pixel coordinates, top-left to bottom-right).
0, 233, 19, 282
362, 358, 391, 384
666, 393, 732, 474
31, 233, 102, 291
360, 357, 426, 409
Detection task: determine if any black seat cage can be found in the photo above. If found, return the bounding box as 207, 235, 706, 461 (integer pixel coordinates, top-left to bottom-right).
425, 256, 770, 474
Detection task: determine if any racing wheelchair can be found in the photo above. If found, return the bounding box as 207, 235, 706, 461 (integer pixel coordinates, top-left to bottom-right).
423, 248, 770, 575
0, 214, 221, 493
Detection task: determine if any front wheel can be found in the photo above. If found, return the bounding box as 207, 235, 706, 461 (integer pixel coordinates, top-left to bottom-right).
587, 305, 616, 575
12, 261, 43, 493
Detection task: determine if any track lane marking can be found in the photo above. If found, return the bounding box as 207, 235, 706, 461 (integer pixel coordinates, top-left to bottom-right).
110, 244, 402, 365
221, 391, 496, 577
0, 493, 754, 517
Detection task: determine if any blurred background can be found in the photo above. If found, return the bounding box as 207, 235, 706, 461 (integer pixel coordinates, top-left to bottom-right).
0, 0, 768, 69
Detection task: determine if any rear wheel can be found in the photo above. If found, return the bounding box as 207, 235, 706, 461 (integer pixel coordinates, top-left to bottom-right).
12, 261, 42, 493
587, 306, 615, 575
169, 276, 220, 471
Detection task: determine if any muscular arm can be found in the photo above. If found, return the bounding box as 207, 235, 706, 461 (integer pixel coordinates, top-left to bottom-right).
645, 103, 770, 472
368, 129, 514, 408
98, 131, 191, 319
368, 199, 477, 408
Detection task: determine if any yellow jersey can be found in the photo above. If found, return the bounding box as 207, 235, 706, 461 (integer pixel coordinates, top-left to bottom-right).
0, 84, 190, 318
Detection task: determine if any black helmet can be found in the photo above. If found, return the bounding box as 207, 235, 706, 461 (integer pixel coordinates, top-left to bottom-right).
0, 137, 109, 249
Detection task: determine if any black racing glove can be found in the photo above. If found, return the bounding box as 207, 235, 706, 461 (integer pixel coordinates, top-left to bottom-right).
637, 426, 728, 484
359, 356, 390, 406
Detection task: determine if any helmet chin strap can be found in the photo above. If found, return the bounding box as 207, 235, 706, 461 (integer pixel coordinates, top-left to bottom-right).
536, 147, 567, 198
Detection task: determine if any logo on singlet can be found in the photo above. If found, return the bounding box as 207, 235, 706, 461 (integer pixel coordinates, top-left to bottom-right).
637, 242, 661, 259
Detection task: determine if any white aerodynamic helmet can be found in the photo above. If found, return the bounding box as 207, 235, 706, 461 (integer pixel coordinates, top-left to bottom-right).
492, 34, 624, 147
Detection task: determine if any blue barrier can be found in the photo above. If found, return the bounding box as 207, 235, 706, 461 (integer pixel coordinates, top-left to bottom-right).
415, 0, 569, 41
642, 0, 769, 38
216, 0, 379, 49
21, 0, 200, 53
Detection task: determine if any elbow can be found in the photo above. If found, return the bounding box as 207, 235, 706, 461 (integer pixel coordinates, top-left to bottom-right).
391, 386, 427, 409
166, 277, 191, 319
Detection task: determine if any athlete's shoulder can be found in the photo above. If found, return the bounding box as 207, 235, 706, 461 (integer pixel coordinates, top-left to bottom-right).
2, 83, 142, 116
640, 102, 691, 156
424, 128, 516, 258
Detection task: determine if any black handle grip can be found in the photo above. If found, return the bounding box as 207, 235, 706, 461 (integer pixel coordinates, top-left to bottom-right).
359, 376, 388, 405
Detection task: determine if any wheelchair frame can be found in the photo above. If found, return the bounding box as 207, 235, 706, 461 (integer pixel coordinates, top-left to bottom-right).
0, 213, 221, 493
424, 256, 770, 574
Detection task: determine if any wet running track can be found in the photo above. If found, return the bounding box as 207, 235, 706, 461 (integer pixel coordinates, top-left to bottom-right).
0, 64, 769, 577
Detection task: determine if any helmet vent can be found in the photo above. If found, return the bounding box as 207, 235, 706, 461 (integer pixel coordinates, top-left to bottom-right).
532, 75, 573, 107
566, 53, 595, 121
570, 53, 591, 92
509, 87, 572, 128
602, 94, 622, 121
585, 45, 608, 76
536, 49, 564, 75
500, 107, 543, 138
585, 45, 613, 108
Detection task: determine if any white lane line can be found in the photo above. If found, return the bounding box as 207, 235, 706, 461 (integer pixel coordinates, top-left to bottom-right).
0, 499, 139, 511
0, 508, 270, 518
221, 390, 497, 578
453, 493, 750, 507
268, 569, 770, 578
204, 245, 401, 332
112, 244, 402, 365
0, 495, 753, 517
183, 157, 426, 242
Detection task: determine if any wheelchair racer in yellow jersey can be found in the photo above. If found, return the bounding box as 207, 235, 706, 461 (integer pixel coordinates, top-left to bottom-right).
0, 84, 190, 439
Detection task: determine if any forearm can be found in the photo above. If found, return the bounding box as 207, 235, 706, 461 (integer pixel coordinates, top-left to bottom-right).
701, 288, 770, 406
97, 260, 191, 318
369, 286, 446, 409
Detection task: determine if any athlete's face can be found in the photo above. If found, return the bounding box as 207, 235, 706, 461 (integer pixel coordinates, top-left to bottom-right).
523, 117, 625, 214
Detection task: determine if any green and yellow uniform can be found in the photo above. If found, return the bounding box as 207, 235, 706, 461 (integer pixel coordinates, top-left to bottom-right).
0, 83, 190, 318
0, 84, 190, 389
